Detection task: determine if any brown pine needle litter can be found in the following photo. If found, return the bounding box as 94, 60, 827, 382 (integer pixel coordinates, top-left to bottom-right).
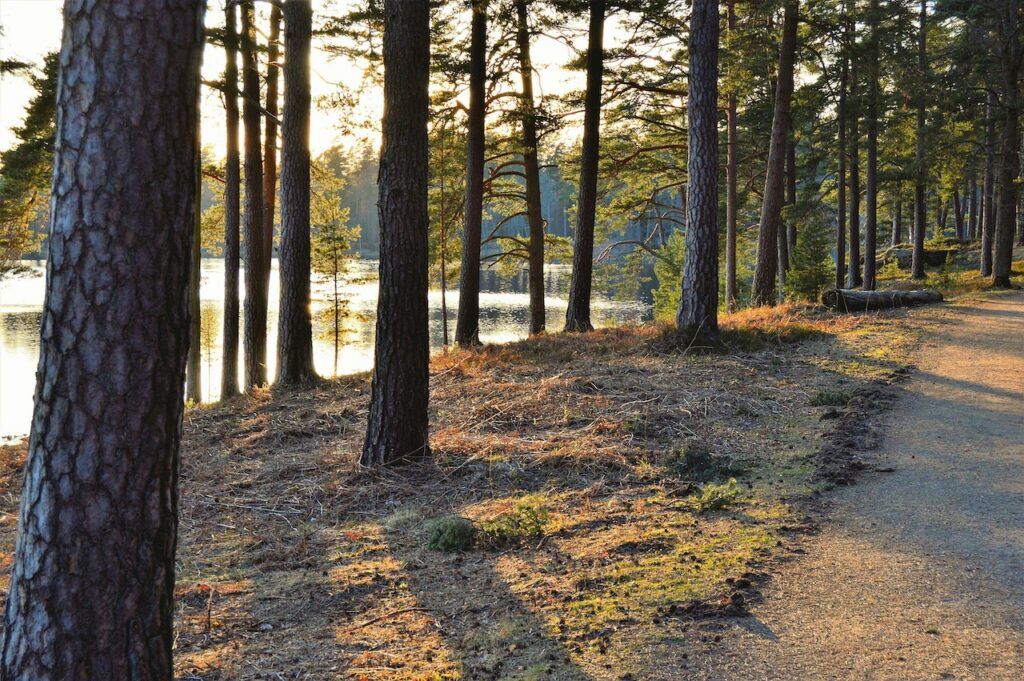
0, 303, 931, 680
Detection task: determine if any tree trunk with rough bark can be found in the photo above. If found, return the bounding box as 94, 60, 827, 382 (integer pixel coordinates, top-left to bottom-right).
751, 0, 798, 306
822, 287, 942, 312
676, 0, 719, 337
455, 0, 487, 346
911, 0, 928, 280
515, 0, 546, 335
361, 0, 431, 466
892, 199, 903, 247
222, 2, 242, 398
725, 1, 739, 312
785, 122, 797, 256
863, 0, 880, 291
982, 89, 997, 276
564, 0, 605, 330
0, 3, 204, 678
276, 0, 317, 385
968, 168, 978, 241
241, 1, 267, 389
848, 57, 862, 288
263, 4, 282, 280
836, 50, 848, 290
953, 189, 964, 241
993, 0, 1022, 288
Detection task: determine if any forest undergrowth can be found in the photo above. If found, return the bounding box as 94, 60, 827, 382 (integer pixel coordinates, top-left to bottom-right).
2, 258, 1020, 679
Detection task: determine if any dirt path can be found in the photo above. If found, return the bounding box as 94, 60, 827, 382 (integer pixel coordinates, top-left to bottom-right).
689, 293, 1024, 680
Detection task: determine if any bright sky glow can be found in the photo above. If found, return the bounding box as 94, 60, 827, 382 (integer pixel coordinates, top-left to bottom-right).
0, 0, 596, 158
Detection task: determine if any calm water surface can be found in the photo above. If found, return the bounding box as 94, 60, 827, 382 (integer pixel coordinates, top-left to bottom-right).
0, 259, 650, 440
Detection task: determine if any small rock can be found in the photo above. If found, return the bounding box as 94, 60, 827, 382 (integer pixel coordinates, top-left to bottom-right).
257, 622, 273, 632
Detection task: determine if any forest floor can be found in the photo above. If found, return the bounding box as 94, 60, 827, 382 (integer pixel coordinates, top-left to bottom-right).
0, 253, 1020, 680
668, 289, 1024, 680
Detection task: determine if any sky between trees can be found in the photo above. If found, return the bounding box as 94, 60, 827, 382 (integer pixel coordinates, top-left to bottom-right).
0, 0, 616, 155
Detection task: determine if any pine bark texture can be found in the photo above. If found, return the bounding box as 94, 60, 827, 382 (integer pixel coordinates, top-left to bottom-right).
222, 2, 242, 398
911, 0, 927, 280
982, 90, 996, 277
564, 0, 605, 331
241, 1, 267, 389
836, 52, 848, 290
992, 0, 1022, 288
725, 0, 739, 313
516, 0, 546, 335
892, 200, 903, 247
276, 0, 317, 385
848, 58, 862, 288
676, 0, 719, 337
455, 0, 487, 346
0, 2, 204, 678
263, 4, 282, 278
863, 0, 880, 291
822, 287, 942, 312
968, 171, 979, 241
751, 0, 798, 306
361, 0, 431, 466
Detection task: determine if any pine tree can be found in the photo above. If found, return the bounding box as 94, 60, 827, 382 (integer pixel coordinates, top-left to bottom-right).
0, 2, 204, 676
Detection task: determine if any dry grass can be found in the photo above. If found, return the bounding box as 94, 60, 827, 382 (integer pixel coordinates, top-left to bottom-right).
0, 302, 929, 680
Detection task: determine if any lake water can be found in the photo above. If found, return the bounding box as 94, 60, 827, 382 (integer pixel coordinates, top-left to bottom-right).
0, 259, 651, 441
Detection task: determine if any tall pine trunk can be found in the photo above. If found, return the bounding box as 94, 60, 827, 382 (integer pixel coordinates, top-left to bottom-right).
892, 199, 903, 247
515, 0, 546, 334
993, 0, 1022, 287
848, 56, 862, 288
276, 0, 317, 385
751, 0, 798, 306
455, 0, 487, 346
241, 1, 267, 389
981, 89, 997, 276
836, 50, 848, 290
725, 1, 739, 312
911, 0, 928, 280
564, 0, 606, 330
863, 0, 880, 291
0, 3, 204, 677
263, 4, 282, 280
676, 0, 719, 337
785, 123, 797, 255
968, 167, 979, 241
361, 0, 431, 465
953, 189, 964, 241
187, 136, 203, 401
222, 2, 242, 398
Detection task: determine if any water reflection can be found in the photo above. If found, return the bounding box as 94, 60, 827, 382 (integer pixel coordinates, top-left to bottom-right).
0, 259, 650, 440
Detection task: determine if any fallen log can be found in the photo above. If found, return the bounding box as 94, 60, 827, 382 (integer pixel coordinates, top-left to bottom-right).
821, 288, 943, 312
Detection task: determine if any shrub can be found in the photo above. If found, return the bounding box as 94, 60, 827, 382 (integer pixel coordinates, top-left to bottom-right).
479, 501, 549, 547
652, 230, 685, 322
809, 389, 851, 407
694, 478, 740, 513
426, 516, 477, 552
665, 441, 743, 483
785, 219, 835, 303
